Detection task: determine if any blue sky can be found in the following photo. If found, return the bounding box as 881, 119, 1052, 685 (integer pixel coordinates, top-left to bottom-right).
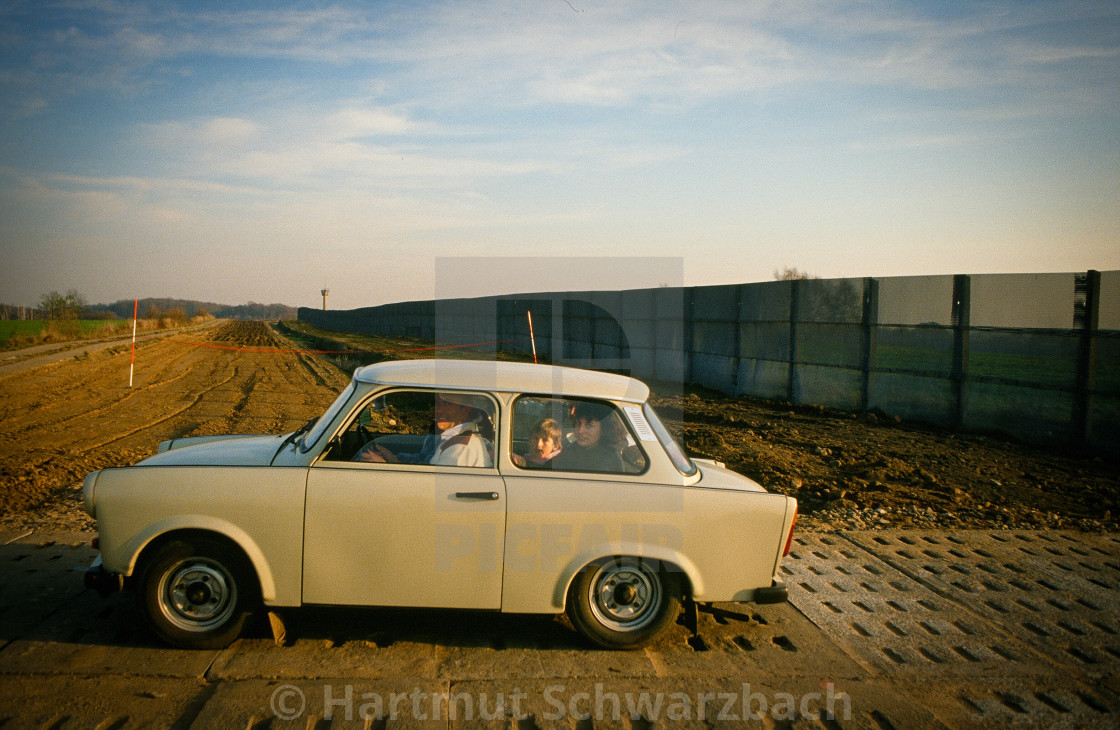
1, 0, 1117, 311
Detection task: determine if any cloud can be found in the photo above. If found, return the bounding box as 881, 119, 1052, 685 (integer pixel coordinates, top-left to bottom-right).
2, 0, 1116, 308
7, 1, 1117, 119
201, 117, 260, 145
328, 107, 419, 138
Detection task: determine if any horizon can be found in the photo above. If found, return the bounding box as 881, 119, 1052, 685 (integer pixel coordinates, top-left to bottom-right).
6, 264, 1118, 315
2, 1, 1118, 311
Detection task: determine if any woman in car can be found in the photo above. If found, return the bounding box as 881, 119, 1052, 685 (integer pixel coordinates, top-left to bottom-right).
551, 401, 624, 473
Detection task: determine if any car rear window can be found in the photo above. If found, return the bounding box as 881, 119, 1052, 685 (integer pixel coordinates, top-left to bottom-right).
510, 395, 647, 474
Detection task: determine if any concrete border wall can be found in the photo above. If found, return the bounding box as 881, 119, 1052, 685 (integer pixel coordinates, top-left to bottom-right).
299, 270, 1119, 455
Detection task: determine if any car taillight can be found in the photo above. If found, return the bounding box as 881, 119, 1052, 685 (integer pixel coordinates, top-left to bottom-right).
782, 508, 797, 557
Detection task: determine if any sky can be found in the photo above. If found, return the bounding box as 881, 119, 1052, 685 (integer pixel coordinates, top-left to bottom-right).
1, 0, 1117, 312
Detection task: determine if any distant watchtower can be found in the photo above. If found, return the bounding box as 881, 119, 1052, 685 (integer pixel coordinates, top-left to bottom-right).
321, 289, 329, 310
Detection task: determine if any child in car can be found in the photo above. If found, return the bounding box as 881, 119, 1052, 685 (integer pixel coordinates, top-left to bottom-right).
513, 417, 563, 468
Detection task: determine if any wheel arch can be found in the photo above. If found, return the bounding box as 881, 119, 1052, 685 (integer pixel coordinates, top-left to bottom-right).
124, 519, 273, 601
554, 546, 699, 611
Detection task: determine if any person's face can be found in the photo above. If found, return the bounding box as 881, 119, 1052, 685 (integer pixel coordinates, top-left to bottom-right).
573, 417, 601, 447
532, 434, 560, 457
434, 395, 471, 430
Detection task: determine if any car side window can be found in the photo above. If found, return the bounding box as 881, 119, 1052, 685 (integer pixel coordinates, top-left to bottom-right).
510, 396, 646, 474
327, 389, 496, 468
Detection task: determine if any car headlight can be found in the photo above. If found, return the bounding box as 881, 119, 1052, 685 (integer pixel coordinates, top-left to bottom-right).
82, 471, 100, 518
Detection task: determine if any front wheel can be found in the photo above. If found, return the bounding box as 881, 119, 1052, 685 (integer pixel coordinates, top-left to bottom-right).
139, 537, 257, 649
566, 557, 680, 649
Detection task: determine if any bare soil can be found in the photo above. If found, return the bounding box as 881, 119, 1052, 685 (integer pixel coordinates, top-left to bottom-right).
652, 389, 1119, 532
0, 322, 347, 533
0, 322, 1116, 534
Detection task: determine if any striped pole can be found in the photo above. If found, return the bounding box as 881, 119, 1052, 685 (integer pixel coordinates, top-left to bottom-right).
129, 298, 138, 387
527, 310, 537, 364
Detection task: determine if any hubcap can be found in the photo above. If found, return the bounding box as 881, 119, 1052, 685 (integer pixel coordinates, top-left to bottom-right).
589, 561, 661, 632
159, 559, 237, 632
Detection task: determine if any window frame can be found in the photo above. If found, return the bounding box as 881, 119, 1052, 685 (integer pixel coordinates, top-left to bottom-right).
330, 387, 499, 468
509, 394, 649, 476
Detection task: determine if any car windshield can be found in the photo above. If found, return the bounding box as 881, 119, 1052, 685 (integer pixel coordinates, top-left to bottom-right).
301, 382, 355, 452
643, 402, 697, 476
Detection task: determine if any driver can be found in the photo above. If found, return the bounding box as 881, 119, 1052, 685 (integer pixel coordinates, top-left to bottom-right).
354, 392, 493, 467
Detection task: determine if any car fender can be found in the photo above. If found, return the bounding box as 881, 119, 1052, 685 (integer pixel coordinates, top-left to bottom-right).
116, 515, 279, 603
553, 542, 704, 610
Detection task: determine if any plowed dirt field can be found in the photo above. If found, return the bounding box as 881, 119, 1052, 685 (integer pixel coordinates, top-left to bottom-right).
0, 322, 347, 531
0, 321, 1116, 534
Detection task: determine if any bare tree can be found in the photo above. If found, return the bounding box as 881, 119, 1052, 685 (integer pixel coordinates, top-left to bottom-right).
773, 267, 818, 281
773, 269, 860, 322
39, 290, 85, 320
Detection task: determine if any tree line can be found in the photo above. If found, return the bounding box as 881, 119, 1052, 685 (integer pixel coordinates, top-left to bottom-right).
0, 292, 297, 321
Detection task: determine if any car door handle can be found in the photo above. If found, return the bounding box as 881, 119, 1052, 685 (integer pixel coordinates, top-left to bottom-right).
454, 491, 500, 501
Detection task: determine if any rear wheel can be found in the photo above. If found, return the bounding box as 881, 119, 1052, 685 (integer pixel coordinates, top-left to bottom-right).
139, 537, 256, 649
567, 557, 680, 649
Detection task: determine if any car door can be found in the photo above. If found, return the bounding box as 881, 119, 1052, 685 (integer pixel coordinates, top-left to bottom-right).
301, 390, 506, 609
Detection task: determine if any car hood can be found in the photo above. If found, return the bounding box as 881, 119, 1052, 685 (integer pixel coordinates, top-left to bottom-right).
694, 459, 768, 493
138, 434, 289, 466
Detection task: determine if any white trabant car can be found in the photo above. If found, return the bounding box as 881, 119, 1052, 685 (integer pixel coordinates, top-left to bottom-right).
83, 360, 797, 649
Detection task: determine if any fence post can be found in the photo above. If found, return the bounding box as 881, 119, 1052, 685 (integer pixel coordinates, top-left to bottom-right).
589, 299, 598, 362
684, 288, 694, 385
860, 277, 879, 412
1074, 270, 1101, 447
733, 283, 744, 395
951, 274, 971, 429
787, 279, 801, 403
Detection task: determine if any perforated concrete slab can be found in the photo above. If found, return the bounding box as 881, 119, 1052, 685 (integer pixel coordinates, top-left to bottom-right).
843, 530, 1120, 676
2, 529, 1118, 728
0, 535, 96, 643
784, 532, 1051, 676
784, 530, 1120, 727
0, 674, 210, 729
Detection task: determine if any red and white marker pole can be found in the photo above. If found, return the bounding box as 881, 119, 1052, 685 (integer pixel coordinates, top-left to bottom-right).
527, 310, 538, 364
129, 298, 138, 388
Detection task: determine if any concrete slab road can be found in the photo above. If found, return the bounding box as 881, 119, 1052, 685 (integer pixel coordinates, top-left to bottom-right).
0, 528, 1116, 728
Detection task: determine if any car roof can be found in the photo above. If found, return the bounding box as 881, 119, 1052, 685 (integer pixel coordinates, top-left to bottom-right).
353, 360, 650, 403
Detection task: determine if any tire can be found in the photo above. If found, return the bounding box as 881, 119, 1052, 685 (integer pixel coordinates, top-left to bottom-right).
138, 537, 257, 649
566, 557, 680, 649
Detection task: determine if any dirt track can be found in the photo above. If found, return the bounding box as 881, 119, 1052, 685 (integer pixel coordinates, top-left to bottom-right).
0, 322, 347, 531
